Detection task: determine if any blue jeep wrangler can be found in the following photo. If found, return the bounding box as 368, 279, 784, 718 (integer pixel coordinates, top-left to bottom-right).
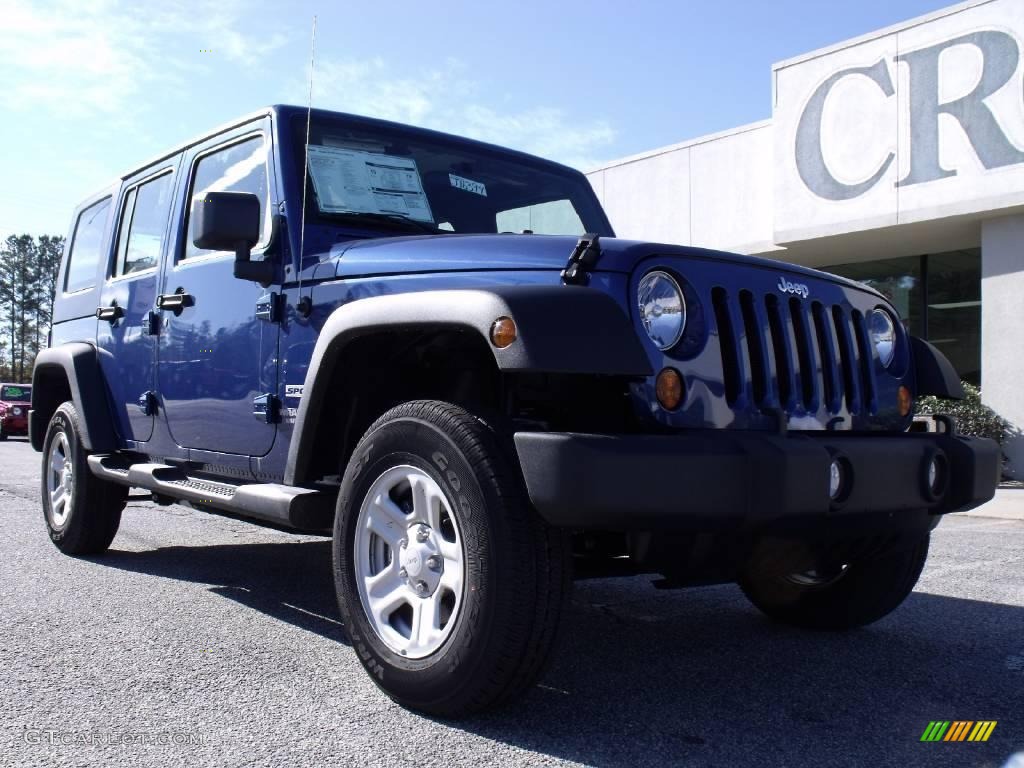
32, 105, 998, 716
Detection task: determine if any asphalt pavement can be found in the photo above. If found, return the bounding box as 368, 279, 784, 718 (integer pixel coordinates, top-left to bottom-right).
1, 436, 1022, 767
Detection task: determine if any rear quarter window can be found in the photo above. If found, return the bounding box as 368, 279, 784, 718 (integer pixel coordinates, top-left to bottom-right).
65, 197, 111, 293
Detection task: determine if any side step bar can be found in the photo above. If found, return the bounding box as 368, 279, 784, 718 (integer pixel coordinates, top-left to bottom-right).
87, 455, 334, 533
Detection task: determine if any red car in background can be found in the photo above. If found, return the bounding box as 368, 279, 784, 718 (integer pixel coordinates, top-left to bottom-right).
0, 383, 31, 440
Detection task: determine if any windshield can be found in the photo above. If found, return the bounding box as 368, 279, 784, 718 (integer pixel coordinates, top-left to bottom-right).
1, 385, 30, 401
293, 115, 611, 237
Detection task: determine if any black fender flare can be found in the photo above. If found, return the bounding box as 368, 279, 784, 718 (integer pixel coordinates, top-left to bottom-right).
30, 343, 119, 452
910, 336, 965, 400
285, 285, 652, 485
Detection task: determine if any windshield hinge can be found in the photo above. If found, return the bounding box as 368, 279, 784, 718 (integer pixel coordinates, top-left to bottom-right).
561, 234, 602, 286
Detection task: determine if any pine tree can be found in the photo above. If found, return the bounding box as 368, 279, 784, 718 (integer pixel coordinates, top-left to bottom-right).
0, 234, 59, 381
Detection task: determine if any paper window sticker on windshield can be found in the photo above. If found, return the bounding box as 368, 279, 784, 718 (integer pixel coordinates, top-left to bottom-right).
307, 145, 434, 223
450, 174, 487, 197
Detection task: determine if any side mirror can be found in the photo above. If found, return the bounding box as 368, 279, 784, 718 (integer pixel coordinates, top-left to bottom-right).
191, 191, 273, 283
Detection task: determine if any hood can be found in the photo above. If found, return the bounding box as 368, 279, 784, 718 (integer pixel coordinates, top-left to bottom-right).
319, 233, 880, 296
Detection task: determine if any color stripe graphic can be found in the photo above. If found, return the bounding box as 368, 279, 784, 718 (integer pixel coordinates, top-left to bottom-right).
920, 721, 996, 742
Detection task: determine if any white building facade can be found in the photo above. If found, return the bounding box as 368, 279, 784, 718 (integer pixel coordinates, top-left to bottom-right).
587, 0, 1024, 475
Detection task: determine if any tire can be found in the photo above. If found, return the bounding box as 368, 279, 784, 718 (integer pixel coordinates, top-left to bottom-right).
333, 400, 570, 717
41, 402, 127, 555
739, 534, 930, 630
0, 422, 7, 440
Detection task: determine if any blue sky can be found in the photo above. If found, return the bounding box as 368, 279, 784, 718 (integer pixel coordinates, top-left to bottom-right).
1, 0, 954, 240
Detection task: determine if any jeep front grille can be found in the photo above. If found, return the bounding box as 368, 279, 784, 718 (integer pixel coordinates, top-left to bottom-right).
711, 287, 878, 417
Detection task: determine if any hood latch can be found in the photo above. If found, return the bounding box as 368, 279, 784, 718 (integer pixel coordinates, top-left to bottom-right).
561, 234, 602, 286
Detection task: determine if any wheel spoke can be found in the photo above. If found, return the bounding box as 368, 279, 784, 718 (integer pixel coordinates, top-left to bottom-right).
408, 474, 433, 526
50, 451, 63, 476
438, 537, 460, 563
366, 563, 403, 599
439, 563, 463, 596
365, 497, 405, 548
375, 492, 410, 528
365, 575, 408, 625
409, 593, 442, 652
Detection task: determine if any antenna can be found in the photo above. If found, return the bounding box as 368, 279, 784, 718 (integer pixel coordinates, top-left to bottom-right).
296, 15, 317, 316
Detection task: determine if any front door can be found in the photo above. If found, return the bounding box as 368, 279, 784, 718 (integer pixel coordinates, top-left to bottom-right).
97, 165, 177, 445
157, 124, 279, 456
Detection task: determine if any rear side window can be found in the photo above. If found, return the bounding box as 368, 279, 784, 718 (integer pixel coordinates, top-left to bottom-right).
183, 135, 269, 261
65, 197, 111, 293
114, 172, 173, 276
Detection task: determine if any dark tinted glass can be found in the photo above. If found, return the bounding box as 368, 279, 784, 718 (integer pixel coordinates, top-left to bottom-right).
115, 172, 173, 276
828, 250, 981, 385
926, 250, 980, 386
184, 136, 268, 260
828, 256, 922, 336
296, 116, 609, 236
65, 198, 111, 293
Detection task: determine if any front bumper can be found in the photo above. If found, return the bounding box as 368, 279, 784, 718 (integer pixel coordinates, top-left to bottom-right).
513, 427, 999, 531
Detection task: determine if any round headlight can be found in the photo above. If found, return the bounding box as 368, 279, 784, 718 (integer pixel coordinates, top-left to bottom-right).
868, 308, 897, 368
11, 407, 22, 416
638, 271, 686, 350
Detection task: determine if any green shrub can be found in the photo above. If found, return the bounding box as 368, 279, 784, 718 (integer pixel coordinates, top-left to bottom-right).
916, 381, 1013, 445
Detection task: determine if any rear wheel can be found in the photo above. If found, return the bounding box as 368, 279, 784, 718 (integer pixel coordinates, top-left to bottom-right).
739, 534, 930, 630
333, 400, 570, 717
41, 402, 127, 555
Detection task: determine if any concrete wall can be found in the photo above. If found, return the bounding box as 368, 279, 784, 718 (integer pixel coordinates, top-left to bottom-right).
587, 122, 775, 254
981, 214, 1024, 478
773, 0, 1024, 244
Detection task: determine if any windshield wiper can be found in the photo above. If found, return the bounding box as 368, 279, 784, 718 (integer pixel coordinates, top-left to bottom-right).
330, 212, 448, 235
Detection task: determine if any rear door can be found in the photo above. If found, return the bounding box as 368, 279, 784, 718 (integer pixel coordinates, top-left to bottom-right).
157, 119, 279, 456
96, 163, 178, 445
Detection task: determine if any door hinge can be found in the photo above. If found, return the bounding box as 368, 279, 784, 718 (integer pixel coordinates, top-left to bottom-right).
145, 310, 161, 335
137, 391, 158, 416
253, 393, 281, 424
255, 291, 282, 323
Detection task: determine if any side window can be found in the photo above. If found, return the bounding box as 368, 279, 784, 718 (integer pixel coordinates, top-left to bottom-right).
183, 135, 269, 261
65, 197, 111, 293
114, 172, 173, 277
495, 199, 585, 235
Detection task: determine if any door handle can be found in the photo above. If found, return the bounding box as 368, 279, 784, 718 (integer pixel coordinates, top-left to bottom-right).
155, 289, 195, 315
96, 304, 124, 323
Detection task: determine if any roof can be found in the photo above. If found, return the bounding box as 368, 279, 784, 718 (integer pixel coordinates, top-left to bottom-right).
97, 104, 583, 197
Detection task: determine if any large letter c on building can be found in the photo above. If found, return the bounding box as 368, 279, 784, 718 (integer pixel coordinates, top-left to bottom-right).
795, 59, 895, 200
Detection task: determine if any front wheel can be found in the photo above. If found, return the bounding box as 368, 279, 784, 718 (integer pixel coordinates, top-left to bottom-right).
739, 534, 930, 630
333, 400, 569, 717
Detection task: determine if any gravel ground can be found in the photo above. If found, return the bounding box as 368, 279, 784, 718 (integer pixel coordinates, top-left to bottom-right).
1, 436, 1022, 767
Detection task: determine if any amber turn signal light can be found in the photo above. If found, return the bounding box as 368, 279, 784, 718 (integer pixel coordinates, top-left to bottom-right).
490, 316, 517, 348
656, 368, 684, 410
897, 385, 912, 417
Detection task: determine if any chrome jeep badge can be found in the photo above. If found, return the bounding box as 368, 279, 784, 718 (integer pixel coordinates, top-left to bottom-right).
778, 276, 810, 299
